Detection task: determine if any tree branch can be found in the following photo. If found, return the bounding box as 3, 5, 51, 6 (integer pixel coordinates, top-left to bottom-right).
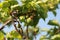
18, 10, 36, 16
17, 21, 23, 34
14, 24, 20, 34
14, 21, 24, 36
0, 20, 11, 30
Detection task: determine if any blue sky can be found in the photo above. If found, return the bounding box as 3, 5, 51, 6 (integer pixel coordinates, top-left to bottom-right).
0, 0, 60, 40
36, 4, 60, 40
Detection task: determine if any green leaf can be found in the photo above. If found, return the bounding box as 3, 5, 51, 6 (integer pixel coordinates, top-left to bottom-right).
0, 30, 6, 35
52, 10, 57, 16
40, 35, 46, 40
2, 1, 10, 8
7, 38, 14, 40
19, 16, 25, 22
0, 31, 4, 40
51, 34, 60, 40
11, 4, 21, 10
32, 16, 39, 26
6, 30, 22, 39
8, 0, 18, 6
36, 6, 48, 20
48, 20, 59, 26
0, 3, 3, 8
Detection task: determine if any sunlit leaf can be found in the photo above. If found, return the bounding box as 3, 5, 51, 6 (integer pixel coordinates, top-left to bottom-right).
0, 31, 4, 40
51, 34, 60, 40
48, 20, 59, 26
6, 30, 22, 39
0, 3, 2, 8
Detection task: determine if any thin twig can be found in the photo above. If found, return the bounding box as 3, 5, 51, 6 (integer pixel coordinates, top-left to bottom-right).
3, 37, 6, 40
34, 36, 36, 40
26, 25, 29, 40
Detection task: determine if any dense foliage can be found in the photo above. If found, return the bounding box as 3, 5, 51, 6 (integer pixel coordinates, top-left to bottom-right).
0, 0, 60, 40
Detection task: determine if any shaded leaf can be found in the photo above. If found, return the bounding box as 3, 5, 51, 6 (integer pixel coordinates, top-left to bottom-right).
0, 30, 6, 35
52, 10, 57, 16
